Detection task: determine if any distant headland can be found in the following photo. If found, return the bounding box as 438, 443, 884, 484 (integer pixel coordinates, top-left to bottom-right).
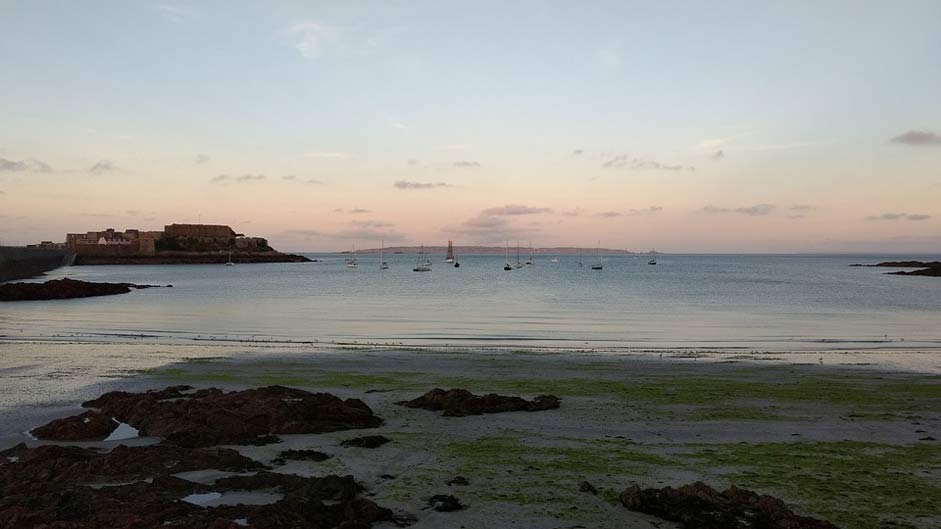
28, 223, 309, 265
346, 245, 639, 255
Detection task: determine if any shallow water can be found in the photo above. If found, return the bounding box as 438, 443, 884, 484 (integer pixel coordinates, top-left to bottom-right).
2, 253, 940, 351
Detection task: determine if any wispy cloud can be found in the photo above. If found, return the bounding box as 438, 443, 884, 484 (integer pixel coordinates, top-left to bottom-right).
601, 154, 691, 171
287, 21, 337, 58
88, 160, 119, 174
194, 154, 210, 165
155, 4, 193, 20
281, 175, 323, 185
393, 180, 455, 190
704, 204, 776, 216
790, 204, 817, 211
442, 143, 472, 151
304, 151, 350, 159
731, 142, 818, 152
890, 130, 941, 147
482, 204, 553, 216
333, 207, 372, 214
561, 208, 584, 217
351, 219, 394, 228
628, 206, 663, 215
572, 149, 584, 156
711, 150, 724, 160
284, 227, 406, 242
407, 158, 418, 166
453, 160, 481, 168
210, 174, 267, 183
594, 211, 622, 218
0, 158, 52, 172
866, 212, 931, 221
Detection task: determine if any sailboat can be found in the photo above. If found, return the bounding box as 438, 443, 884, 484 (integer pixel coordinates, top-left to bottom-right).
591, 242, 603, 270
514, 242, 523, 269
379, 240, 389, 270
550, 256, 560, 263
503, 242, 512, 271
225, 250, 234, 266
648, 250, 657, 265
577, 249, 583, 268
525, 242, 533, 265
445, 240, 455, 264
413, 246, 431, 272
345, 242, 358, 268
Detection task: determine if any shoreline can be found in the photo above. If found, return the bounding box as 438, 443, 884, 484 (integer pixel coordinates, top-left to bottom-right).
2, 345, 938, 528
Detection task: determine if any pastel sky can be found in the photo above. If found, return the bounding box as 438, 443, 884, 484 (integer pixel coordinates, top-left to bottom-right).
1, 1, 939, 252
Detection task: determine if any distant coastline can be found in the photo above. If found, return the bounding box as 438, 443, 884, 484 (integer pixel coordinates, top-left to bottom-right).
345, 246, 640, 255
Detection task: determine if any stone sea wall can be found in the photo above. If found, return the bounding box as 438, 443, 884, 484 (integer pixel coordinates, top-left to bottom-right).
0, 246, 74, 283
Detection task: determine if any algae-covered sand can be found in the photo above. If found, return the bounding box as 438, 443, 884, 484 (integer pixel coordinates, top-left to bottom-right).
3, 346, 940, 528
138, 350, 941, 529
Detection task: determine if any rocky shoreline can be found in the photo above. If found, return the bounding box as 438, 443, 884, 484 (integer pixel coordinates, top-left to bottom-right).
2, 383, 844, 529
73, 252, 311, 265
850, 260, 941, 277
0, 278, 170, 301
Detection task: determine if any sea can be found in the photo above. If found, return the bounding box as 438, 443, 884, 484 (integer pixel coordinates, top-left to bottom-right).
3, 253, 940, 352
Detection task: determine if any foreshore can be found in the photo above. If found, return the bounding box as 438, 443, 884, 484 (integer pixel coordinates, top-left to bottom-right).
1, 343, 938, 528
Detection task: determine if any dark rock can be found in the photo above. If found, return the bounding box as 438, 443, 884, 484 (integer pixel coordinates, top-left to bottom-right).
428, 494, 464, 512
277, 449, 331, 461
397, 388, 561, 417
447, 476, 469, 486
620, 481, 840, 529
30, 411, 118, 441
0, 278, 167, 301
919, 436, 936, 441
890, 266, 941, 277
380, 474, 397, 480
58, 385, 384, 447
579, 481, 598, 495
0, 444, 393, 529
341, 435, 391, 448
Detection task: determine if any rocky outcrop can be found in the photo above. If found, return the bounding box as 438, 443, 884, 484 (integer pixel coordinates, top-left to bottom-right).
0, 444, 393, 529
397, 388, 560, 417
0, 278, 167, 301
619, 481, 840, 529
29, 411, 119, 441
340, 435, 391, 448
851, 260, 941, 277
276, 449, 331, 462
31, 385, 383, 447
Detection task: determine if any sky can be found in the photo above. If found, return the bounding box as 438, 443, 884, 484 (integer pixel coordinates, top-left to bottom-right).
1, 1, 939, 253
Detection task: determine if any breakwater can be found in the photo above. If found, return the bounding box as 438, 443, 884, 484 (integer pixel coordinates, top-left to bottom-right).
0, 247, 74, 282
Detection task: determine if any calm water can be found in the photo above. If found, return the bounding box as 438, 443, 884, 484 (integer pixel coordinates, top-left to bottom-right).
2, 253, 940, 351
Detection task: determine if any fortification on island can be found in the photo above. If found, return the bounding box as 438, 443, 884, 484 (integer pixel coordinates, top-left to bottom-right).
38, 223, 307, 265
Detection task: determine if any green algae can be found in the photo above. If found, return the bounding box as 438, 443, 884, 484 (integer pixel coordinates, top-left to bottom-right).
685, 441, 941, 529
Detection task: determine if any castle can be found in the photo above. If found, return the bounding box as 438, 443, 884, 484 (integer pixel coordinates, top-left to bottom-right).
60, 224, 269, 257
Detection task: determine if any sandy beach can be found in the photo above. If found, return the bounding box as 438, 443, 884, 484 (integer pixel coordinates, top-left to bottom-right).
2, 343, 939, 528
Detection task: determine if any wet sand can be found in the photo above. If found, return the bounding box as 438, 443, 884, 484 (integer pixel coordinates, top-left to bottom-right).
1, 345, 940, 528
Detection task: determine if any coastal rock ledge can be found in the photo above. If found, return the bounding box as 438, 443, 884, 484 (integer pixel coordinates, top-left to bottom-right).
620, 481, 840, 529
397, 388, 561, 417
32, 385, 383, 447
0, 278, 168, 301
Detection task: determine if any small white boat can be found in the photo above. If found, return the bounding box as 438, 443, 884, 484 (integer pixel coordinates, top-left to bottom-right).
413, 246, 431, 272
648, 249, 657, 265
550, 257, 560, 263
514, 242, 523, 269
379, 240, 389, 270
225, 250, 234, 266
524, 242, 533, 265
503, 242, 512, 271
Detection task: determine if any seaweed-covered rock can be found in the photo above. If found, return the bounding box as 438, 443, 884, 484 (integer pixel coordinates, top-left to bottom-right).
30, 410, 118, 441
38, 385, 386, 447
341, 435, 391, 448
428, 494, 464, 512
620, 481, 840, 529
0, 278, 167, 301
277, 449, 331, 462
397, 388, 560, 417
0, 444, 393, 529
